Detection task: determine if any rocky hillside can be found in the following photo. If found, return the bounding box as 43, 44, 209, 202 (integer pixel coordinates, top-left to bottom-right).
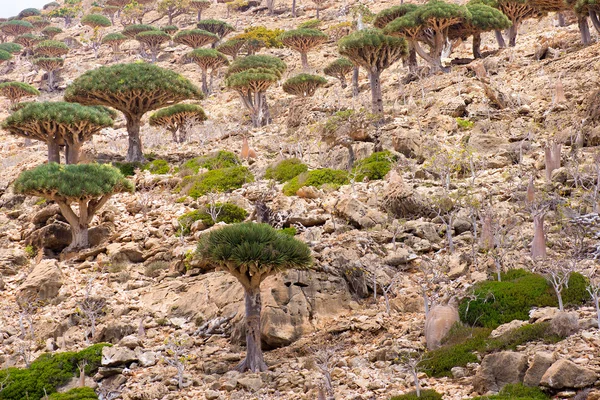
1, 0, 600, 399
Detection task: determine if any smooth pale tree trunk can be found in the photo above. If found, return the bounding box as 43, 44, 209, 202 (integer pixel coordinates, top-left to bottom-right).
201, 68, 209, 95
126, 115, 145, 162
531, 213, 547, 259
472, 33, 482, 59
352, 66, 359, 96
65, 142, 81, 164
495, 30, 506, 48
526, 175, 535, 204
368, 68, 383, 115
300, 52, 309, 69
47, 70, 55, 91
48, 140, 60, 164
57, 200, 90, 251
544, 142, 561, 181
197, 10, 202, 21
236, 287, 268, 372
578, 16, 591, 45
169, 127, 179, 143
479, 213, 494, 251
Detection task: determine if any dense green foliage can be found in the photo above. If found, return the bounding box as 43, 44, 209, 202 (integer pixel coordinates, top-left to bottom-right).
282, 168, 349, 196
34, 40, 69, 57
42, 26, 63, 39
143, 159, 170, 174
235, 26, 284, 50
33, 57, 64, 71
470, 383, 549, 399
280, 226, 297, 236
173, 29, 218, 47
0, 82, 40, 103
264, 158, 308, 182
390, 390, 444, 400
112, 161, 143, 176
196, 222, 312, 275
81, 13, 111, 28
280, 28, 328, 44
102, 32, 127, 44
0, 50, 12, 62
352, 151, 397, 181
14, 33, 43, 48
1, 20, 35, 36
149, 104, 207, 130
282, 74, 327, 97
180, 151, 240, 174
48, 387, 98, 400
179, 166, 254, 198
18, 8, 42, 18
3, 101, 112, 129
0, 344, 109, 400
338, 28, 407, 71
374, 4, 420, 28
323, 57, 354, 82
226, 54, 287, 77
459, 269, 589, 328
0, 43, 23, 54
14, 163, 133, 199
464, 3, 511, 31
298, 19, 322, 29
122, 24, 157, 38
161, 25, 179, 34
188, 48, 229, 68
196, 19, 234, 39
136, 30, 170, 44
216, 38, 246, 57
177, 202, 248, 235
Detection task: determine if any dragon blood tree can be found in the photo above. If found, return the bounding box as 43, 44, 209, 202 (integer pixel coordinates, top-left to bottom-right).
0, 20, 34, 38
101, 5, 120, 25
33, 57, 64, 91
0, 82, 40, 106
1, 101, 114, 163
161, 25, 179, 35
81, 14, 112, 58
282, 73, 326, 97
42, 26, 63, 39
102, 32, 127, 60
339, 29, 407, 115
0, 50, 12, 66
122, 24, 157, 39
569, 0, 599, 44
190, 0, 211, 21
158, 0, 192, 25
106, 0, 130, 7
188, 48, 229, 95
196, 222, 312, 372
448, 2, 511, 58
197, 19, 235, 46
34, 39, 69, 58
324, 57, 353, 88
217, 38, 246, 59
65, 63, 203, 162
14, 163, 134, 251
18, 8, 41, 19
225, 55, 286, 127
149, 104, 207, 142
280, 28, 328, 69
24, 16, 51, 32
14, 34, 44, 55
374, 4, 420, 73
494, 0, 538, 46
0, 43, 23, 55
136, 30, 170, 62
173, 29, 218, 48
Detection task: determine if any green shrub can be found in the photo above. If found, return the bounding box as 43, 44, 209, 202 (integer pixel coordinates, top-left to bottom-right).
298, 19, 322, 29
178, 166, 253, 199
459, 269, 588, 328
177, 202, 248, 235
390, 389, 444, 400
282, 168, 348, 196
48, 387, 98, 400
112, 161, 143, 177
180, 151, 240, 176
144, 261, 170, 277
352, 150, 396, 181
0, 344, 109, 400
456, 117, 474, 130
264, 158, 308, 182
471, 383, 549, 399
24, 245, 36, 258
280, 227, 297, 236
143, 159, 170, 175
323, 109, 355, 134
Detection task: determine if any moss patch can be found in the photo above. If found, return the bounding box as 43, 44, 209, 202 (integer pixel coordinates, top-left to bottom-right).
352, 150, 396, 181
282, 168, 348, 196
180, 151, 240, 176
143, 159, 170, 175
264, 158, 308, 182
177, 166, 254, 199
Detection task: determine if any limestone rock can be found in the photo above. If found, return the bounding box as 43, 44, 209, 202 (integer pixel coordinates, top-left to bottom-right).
101, 345, 138, 367
524, 352, 554, 387
237, 375, 262, 391
540, 359, 598, 389
490, 320, 529, 338
106, 242, 145, 264
425, 305, 459, 350
549, 311, 579, 337
16, 259, 62, 303
473, 351, 528, 393
334, 196, 386, 229
0, 248, 28, 275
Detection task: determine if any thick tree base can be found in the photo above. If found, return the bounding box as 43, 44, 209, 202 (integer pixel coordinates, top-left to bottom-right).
234, 356, 268, 373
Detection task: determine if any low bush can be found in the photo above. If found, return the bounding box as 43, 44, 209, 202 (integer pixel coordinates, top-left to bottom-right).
144, 260, 170, 277
280, 226, 297, 236
456, 117, 474, 130
179, 151, 240, 176
459, 269, 588, 328
0, 344, 109, 400
112, 161, 143, 177
177, 202, 248, 235
143, 159, 170, 175
282, 168, 348, 196
471, 383, 549, 399
177, 166, 254, 199
48, 387, 98, 400
390, 389, 443, 400
264, 158, 308, 182
352, 150, 396, 181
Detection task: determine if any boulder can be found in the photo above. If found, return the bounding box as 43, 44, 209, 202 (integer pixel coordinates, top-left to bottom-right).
524, 352, 554, 387
16, 259, 62, 303
101, 345, 138, 367
391, 128, 424, 160
473, 351, 528, 393
0, 248, 28, 275
490, 320, 529, 338
424, 305, 459, 350
549, 311, 579, 337
106, 242, 145, 264
383, 182, 433, 219
26, 222, 111, 252
95, 323, 137, 343
32, 204, 62, 226
540, 359, 598, 389
334, 197, 386, 229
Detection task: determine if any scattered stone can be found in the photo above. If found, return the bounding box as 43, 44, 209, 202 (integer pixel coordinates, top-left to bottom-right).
490, 320, 529, 338
16, 259, 62, 303
101, 345, 138, 367
473, 351, 528, 393
237, 375, 262, 392
425, 304, 459, 350
550, 312, 579, 337
540, 359, 598, 389
524, 352, 554, 387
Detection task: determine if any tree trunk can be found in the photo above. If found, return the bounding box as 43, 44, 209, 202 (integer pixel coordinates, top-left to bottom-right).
431, 31, 445, 72
65, 142, 81, 164
339, 74, 347, 89
151, 49, 157, 63
495, 30, 506, 48
126, 115, 145, 162
344, 143, 355, 170
479, 213, 494, 251
508, 23, 518, 47
578, 16, 591, 45
235, 287, 268, 372
316, 7, 320, 19
201, 68, 209, 95
472, 32, 482, 59
169, 127, 179, 143
47, 70, 55, 91
407, 46, 418, 74
292, 0, 296, 17
590, 10, 600, 33
368, 68, 383, 115
168, 13, 173, 25
531, 213, 547, 259
554, 285, 564, 311
197, 9, 202, 21
68, 223, 90, 251
300, 52, 309, 69
544, 142, 561, 181
352, 66, 359, 96
47, 140, 60, 164
557, 12, 565, 27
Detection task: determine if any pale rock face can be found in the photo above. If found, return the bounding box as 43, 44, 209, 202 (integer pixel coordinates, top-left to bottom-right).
16, 259, 63, 303
424, 304, 459, 350
540, 359, 598, 389
524, 352, 555, 387
473, 351, 528, 393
